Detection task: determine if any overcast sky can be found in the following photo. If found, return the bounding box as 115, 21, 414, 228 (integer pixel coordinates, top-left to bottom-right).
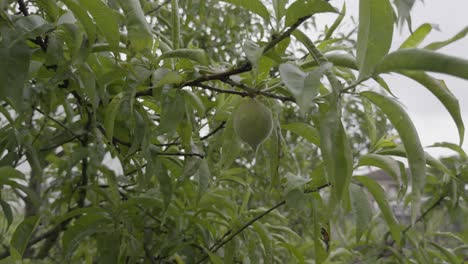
319, 1, 468, 157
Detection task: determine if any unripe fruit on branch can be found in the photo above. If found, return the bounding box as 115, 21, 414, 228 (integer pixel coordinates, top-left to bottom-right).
233, 98, 273, 150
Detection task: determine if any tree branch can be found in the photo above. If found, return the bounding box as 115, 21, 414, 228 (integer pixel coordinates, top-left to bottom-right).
196, 183, 331, 263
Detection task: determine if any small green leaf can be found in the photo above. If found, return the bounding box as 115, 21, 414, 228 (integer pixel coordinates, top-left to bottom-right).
281, 122, 320, 146
197, 159, 210, 200
399, 23, 432, 49
400, 71, 464, 145
285, 0, 336, 27
361, 91, 426, 224
104, 92, 124, 140
147, 153, 173, 209
394, 0, 416, 27
61, 0, 96, 42
118, 0, 152, 51
0, 199, 13, 229
429, 242, 462, 264
79, 0, 120, 49
158, 92, 185, 134
0, 166, 25, 180
220, 116, 242, 169
10, 216, 40, 260
429, 142, 467, 160
221, 0, 270, 21
357, 154, 402, 185
155, 49, 208, 65
317, 102, 353, 204
279, 63, 306, 96
356, 0, 394, 80
350, 184, 372, 242
243, 40, 263, 68
425, 26, 468, 50
0, 36, 30, 107
252, 222, 273, 262
62, 214, 109, 258
376, 49, 468, 80
354, 176, 401, 245
324, 3, 346, 41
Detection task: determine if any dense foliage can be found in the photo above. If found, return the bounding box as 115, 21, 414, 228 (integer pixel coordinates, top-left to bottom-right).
1, 0, 468, 263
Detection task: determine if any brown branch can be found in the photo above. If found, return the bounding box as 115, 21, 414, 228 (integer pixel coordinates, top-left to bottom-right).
200, 122, 226, 141
196, 183, 331, 263
223, 79, 295, 102
137, 15, 312, 98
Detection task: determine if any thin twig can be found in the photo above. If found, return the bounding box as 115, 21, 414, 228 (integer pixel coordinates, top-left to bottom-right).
200, 122, 226, 141
196, 183, 331, 263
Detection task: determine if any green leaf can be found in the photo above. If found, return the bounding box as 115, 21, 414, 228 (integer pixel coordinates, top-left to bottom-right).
243, 40, 263, 68
158, 92, 185, 134
350, 184, 372, 242
399, 23, 432, 49
429, 242, 462, 264
0, 166, 25, 180
281, 122, 320, 146
361, 91, 426, 223
118, 0, 152, 52
376, 49, 468, 80
354, 176, 401, 245
357, 154, 402, 185
400, 71, 464, 145
221, 0, 270, 21
394, 0, 416, 27
279, 62, 324, 114
425, 26, 468, 50
62, 213, 109, 258
429, 142, 467, 160
79, 0, 120, 49
62, 0, 97, 42
285, 0, 336, 27
356, 0, 394, 80
0, 35, 30, 107
0, 199, 13, 229
252, 222, 273, 262
10, 216, 40, 260
197, 159, 210, 200
104, 92, 124, 140
147, 152, 173, 209
155, 49, 208, 65
279, 63, 306, 96
377, 145, 454, 178
317, 102, 353, 204
324, 3, 346, 41
220, 114, 242, 169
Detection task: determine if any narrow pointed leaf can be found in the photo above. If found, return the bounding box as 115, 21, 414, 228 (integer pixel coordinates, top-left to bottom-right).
350, 185, 372, 242
118, 0, 152, 51
354, 176, 401, 245
281, 122, 320, 146
10, 216, 40, 260
156, 49, 208, 65
104, 93, 124, 140
399, 23, 432, 49
285, 0, 336, 27
221, 0, 270, 21
361, 91, 425, 224
400, 71, 464, 145
317, 103, 353, 203
79, 0, 119, 49
425, 26, 468, 50
0, 199, 13, 229
356, 0, 394, 79
357, 154, 402, 185
376, 49, 468, 80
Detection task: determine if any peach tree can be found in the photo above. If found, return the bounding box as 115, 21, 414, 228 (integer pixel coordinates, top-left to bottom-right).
0, 0, 467, 263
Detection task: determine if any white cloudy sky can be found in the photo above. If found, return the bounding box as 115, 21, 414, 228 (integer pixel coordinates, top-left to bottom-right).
318, 0, 468, 157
